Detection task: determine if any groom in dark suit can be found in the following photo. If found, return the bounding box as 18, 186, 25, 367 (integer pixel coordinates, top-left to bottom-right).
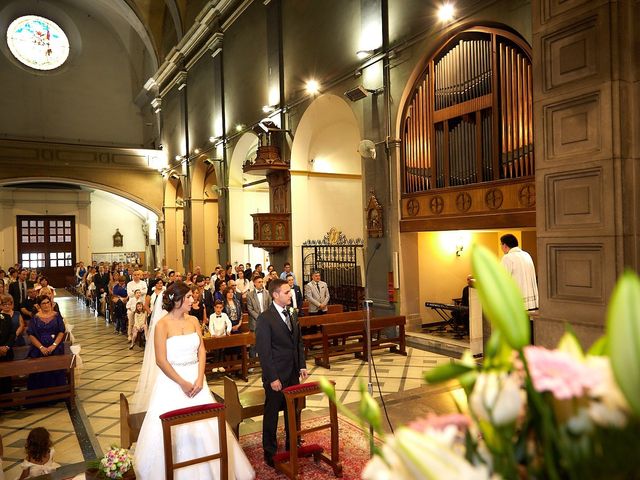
255, 278, 308, 467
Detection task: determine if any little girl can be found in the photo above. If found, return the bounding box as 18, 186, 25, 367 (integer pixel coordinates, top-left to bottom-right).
18, 427, 60, 479
208, 300, 231, 373
129, 302, 148, 350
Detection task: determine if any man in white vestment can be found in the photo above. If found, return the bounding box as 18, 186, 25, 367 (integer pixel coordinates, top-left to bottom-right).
500, 234, 539, 310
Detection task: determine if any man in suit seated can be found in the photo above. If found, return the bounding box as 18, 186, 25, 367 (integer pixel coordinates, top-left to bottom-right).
304, 271, 330, 315
255, 278, 308, 468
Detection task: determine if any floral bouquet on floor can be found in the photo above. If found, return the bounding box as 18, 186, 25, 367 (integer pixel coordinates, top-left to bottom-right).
87, 445, 134, 479
321, 245, 640, 479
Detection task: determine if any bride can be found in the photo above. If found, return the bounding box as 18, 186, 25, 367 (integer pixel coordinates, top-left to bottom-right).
133, 282, 255, 480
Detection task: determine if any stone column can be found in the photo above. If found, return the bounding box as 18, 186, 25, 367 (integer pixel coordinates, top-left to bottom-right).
533, 0, 639, 347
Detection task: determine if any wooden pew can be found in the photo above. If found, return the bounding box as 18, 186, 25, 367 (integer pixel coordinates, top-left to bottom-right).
223, 376, 265, 438
223, 376, 306, 439
119, 393, 145, 448
300, 304, 344, 316
315, 315, 407, 369
0, 346, 76, 408
203, 332, 255, 381
299, 311, 365, 356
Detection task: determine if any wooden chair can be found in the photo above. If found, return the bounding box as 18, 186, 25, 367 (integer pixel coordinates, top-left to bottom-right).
273, 381, 342, 479
119, 393, 146, 448
160, 403, 228, 480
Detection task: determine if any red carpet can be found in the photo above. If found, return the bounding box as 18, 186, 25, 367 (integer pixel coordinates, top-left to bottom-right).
239, 416, 374, 479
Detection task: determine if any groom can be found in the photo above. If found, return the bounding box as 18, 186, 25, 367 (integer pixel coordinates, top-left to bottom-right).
255, 278, 308, 467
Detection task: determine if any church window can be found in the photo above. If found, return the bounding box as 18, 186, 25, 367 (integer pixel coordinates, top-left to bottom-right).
6, 15, 70, 71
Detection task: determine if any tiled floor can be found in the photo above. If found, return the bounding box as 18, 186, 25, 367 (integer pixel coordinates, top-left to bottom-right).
1, 291, 459, 479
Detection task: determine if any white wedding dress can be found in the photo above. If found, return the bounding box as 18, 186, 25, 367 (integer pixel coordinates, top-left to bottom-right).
133, 332, 255, 480
130, 289, 165, 413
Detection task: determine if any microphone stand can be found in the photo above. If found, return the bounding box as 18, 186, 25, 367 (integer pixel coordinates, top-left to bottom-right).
363, 242, 381, 457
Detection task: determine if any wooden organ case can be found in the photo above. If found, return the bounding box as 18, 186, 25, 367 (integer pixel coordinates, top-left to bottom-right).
400, 27, 536, 232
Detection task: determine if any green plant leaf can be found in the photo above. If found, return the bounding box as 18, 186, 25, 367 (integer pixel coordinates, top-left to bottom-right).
587, 336, 607, 356
471, 245, 530, 350
606, 271, 640, 418
557, 329, 584, 360
424, 361, 474, 384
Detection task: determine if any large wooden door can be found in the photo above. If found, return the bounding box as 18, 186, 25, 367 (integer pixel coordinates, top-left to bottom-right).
17, 216, 75, 287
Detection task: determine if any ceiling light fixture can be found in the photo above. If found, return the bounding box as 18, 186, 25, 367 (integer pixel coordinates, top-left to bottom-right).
305, 79, 320, 95
437, 3, 455, 22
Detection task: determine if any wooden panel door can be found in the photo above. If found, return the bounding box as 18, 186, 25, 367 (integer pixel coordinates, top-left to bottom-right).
17, 216, 76, 287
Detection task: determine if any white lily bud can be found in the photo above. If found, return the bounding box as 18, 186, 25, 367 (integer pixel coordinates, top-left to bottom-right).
469, 371, 524, 426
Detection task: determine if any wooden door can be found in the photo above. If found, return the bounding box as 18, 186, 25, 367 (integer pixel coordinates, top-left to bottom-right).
17, 216, 76, 287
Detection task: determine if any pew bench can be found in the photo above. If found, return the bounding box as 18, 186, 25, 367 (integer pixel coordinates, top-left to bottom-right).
203, 332, 255, 381
120, 393, 145, 448
299, 310, 365, 357
0, 346, 76, 408
315, 315, 407, 369
223, 376, 306, 439
223, 376, 265, 438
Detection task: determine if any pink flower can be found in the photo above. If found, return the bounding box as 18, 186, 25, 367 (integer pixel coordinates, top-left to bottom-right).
524, 347, 596, 399
409, 414, 471, 433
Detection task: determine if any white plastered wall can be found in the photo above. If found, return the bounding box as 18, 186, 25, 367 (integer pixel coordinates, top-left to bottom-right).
290, 94, 364, 281
228, 133, 269, 268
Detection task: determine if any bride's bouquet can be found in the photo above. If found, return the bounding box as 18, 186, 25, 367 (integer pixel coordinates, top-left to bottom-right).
321, 245, 640, 479
87, 445, 134, 479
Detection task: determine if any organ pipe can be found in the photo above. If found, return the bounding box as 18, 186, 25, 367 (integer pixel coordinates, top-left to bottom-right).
402, 31, 533, 194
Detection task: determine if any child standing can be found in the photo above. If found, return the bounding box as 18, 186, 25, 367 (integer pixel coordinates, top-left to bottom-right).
18, 427, 60, 479
129, 302, 148, 349
208, 300, 231, 373
126, 290, 143, 340
112, 295, 127, 335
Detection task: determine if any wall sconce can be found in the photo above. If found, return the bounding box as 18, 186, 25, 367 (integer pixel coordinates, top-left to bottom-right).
356, 49, 375, 59
455, 238, 464, 257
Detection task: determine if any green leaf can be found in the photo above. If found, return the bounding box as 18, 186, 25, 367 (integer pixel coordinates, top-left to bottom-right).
358, 381, 382, 433
557, 329, 584, 360
424, 361, 474, 384
606, 271, 640, 418
587, 336, 607, 356
471, 245, 530, 350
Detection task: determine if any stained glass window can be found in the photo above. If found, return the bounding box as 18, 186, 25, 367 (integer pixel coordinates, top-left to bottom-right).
6, 15, 69, 70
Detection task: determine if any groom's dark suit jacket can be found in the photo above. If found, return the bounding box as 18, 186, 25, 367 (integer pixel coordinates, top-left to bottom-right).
255, 303, 305, 387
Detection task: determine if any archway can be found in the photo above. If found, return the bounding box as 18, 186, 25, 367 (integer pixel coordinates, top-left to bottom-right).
0, 179, 159, 270
289, 93, 364, 281
227, 132, 269, 269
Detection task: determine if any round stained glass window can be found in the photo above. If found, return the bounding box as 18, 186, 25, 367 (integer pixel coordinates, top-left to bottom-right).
6, 15, 69, 71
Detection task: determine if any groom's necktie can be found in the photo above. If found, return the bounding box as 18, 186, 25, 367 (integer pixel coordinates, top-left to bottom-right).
282, 309, 292, 332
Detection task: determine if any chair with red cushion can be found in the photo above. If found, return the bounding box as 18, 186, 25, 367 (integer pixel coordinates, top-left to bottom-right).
273, 381, 342, 479
159, 403, 228, 480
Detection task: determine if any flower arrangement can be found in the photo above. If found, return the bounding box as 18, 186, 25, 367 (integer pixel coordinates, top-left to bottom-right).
87, 446, 134, 479
320, 245, 640, 479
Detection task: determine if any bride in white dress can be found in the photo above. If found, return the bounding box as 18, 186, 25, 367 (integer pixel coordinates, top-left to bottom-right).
133, 282, 255, 480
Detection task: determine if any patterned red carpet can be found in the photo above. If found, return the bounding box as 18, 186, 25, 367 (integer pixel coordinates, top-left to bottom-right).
239, 416, 374, 479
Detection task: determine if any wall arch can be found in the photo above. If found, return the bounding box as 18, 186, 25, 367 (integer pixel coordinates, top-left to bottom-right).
0, 176, 162, 217
227, 132, 268, 268
289, 93, 364, 282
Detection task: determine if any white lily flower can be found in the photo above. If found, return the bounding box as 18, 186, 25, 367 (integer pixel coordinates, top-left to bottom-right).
469, 371, 524, 426
362, 427, 492, 480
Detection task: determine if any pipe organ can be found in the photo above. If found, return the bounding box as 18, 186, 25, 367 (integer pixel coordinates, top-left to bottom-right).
402, 29, 533, 194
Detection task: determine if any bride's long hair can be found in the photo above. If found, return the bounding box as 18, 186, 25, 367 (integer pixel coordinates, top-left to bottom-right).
162, 281, 190, 312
